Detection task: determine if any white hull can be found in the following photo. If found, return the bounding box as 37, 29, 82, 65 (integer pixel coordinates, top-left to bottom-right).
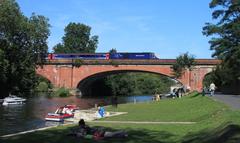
2, 95, 26, 106
45, 117, 63, 122
2, 101, 25, 106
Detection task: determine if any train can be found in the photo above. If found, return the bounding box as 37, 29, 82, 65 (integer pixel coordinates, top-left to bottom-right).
47, 52, 158, 60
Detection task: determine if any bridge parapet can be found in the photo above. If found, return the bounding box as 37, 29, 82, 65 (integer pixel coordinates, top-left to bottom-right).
44, 59, 221, 65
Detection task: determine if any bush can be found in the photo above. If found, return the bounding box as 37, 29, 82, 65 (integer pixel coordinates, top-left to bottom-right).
53, 87, 70, 97
35, 82, 49, 92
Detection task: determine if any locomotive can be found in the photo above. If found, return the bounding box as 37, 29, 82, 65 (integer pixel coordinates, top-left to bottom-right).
47, 52, 158, 60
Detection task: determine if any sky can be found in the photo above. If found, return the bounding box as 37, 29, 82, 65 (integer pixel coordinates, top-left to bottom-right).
17, 0, 215, 59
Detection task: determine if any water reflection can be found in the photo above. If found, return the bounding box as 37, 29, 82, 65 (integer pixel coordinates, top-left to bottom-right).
0, 95, 152, 136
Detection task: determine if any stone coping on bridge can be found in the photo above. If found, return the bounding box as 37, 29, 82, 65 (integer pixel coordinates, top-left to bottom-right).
44, 59, 221, 65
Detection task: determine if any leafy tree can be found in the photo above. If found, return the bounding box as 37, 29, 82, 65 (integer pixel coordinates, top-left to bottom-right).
203, 67, 223, 88
203, 0, 240, 91
0, 0, 50, 97
53, 22, 98, 53
0, 49, 9, 83
105, 72, 174, 96
109, 48, 117, 54
52, 43, 64, 53
108, 48, 119, 66
171, 52, 195, 78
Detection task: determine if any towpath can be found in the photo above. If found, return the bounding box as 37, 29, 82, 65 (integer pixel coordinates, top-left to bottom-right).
210, 94, 240, 110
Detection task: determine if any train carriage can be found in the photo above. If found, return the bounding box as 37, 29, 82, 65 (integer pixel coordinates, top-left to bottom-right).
48, 53, 108, 60
47, 52, 158, 60
110, 52, 158, 59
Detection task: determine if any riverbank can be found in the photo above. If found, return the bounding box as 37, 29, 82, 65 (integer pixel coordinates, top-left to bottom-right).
1, 92, 240, 143
0, 95, 153, 136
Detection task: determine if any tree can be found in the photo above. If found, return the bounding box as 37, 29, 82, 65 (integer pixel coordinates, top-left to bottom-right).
109, 48, 117, 54
105, 72, 174, 96
0, 49, 9, 83
53, 22, 98, 53
171, 52, 195, 78
52, 43, 64, 53
0, 0, 50, 97
203, 0, 240, 91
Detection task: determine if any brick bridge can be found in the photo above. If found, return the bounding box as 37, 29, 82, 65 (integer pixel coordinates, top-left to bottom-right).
36, 59, 220, 95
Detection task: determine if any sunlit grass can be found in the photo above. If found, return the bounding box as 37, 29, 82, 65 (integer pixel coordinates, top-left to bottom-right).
1, 92, 240, 143
104, 92, 227, 122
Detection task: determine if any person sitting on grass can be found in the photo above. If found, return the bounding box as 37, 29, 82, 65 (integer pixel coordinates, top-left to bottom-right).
68, 119, 128, 140
67, 119, 94, 137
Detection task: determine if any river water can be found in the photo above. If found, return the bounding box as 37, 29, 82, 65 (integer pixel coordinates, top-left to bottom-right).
0, 95, 152, 136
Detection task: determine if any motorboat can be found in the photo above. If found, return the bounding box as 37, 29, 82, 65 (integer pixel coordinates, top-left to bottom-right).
2, 94, 26, 106
45, 105, 79, 122
45, 113, 73, 122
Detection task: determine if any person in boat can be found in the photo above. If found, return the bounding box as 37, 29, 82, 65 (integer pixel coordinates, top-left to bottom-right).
61, 105, 73, 115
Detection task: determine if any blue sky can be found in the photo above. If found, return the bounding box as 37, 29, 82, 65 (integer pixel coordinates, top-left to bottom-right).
17, 0, 215, 59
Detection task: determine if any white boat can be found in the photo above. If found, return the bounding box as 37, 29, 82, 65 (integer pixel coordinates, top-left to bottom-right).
2, 94, 26, 106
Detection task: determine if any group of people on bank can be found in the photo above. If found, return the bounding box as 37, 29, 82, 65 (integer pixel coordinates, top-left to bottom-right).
202, 82, 216, 96
152, 82, 217, 100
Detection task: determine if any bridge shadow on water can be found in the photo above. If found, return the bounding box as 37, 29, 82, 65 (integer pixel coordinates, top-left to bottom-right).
1, 123, 240, 143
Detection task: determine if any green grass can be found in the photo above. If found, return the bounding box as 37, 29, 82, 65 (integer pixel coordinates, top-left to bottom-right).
1, 92, 240, 143
103, 92, 227, 122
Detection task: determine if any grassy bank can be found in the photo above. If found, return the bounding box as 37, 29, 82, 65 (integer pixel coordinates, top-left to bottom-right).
1, 92, 240, 143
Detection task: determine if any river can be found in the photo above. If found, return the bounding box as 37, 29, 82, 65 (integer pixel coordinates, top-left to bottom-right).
0, 95, 152, 136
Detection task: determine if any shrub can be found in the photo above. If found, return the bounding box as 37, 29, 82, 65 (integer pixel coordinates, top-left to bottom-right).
36, 82, 49, 92
53, 87, 70, 97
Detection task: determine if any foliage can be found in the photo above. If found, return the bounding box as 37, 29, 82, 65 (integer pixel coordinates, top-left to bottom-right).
52, 43, 64, 52
53, 22, 98, 53
35, 82, 49, 92
35, 75, 52, 92
72, 59, 84, 68
109, 60, 119, 67
203, 0, 240, 90
52, 87, 70, 97
171, 52, 195, 78
109, 48, 117, 54
105, 72, 174, 96
108, 49, 119, 66
203, 65, 225, 88
0, 49, 9, 83
0, 0, 50, 97
203, 73, 214, 88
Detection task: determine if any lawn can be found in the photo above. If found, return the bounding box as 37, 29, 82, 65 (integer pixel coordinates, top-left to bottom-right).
1, 92, 240, 143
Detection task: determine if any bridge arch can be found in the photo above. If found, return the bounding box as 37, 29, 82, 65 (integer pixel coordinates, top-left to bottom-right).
77, 69, 180, 97
72, 65, 177, 88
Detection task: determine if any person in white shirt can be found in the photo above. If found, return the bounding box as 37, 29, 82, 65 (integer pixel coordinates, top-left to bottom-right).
209, 83, 216, 96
